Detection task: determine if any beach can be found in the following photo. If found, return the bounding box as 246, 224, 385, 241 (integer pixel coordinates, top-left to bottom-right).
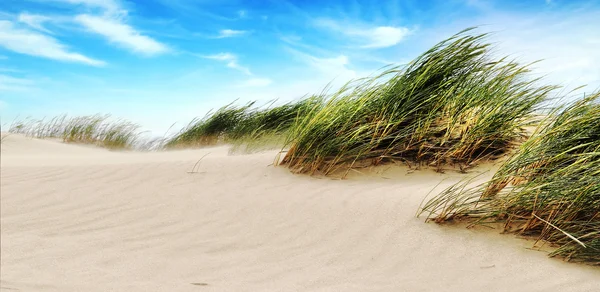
1, 133, 598, 291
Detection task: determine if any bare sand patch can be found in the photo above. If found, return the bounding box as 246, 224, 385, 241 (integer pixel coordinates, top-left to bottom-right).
1, 134, 598, 291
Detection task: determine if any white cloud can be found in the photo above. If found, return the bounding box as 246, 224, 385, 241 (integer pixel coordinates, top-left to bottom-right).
412, 8, 600, 94
0, 74, 34, 92
75, 14, 169, 56
282, 47, 383, 98
288, 48, 358, 80
237, 10, 247, 18
41, 0, 168, 56
203, 52, 236, 61
0, 20, 105, 66
498, 30, 600, 91
216, 29, 248, 38
315, 18, 411, 49
18, 13, 54, 34
239, 78, 272, 87
203, 53, 252, 75
361, 26, 412, 48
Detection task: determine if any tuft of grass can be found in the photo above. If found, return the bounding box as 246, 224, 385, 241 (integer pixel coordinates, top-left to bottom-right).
228, 132, 287, 155
165, 97, 319, 148
167, 101, 256, 147
9, 114, 140, 149
278, 28, 557, 176
418, 92, 600, 264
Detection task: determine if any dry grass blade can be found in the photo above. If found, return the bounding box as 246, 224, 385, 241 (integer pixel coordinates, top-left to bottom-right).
532, 213, 586, 248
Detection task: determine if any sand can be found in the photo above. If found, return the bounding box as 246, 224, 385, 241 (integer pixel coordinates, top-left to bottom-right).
1, 133, 598, 292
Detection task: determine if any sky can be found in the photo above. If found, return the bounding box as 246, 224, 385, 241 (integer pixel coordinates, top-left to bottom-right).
1, 0, 599, 135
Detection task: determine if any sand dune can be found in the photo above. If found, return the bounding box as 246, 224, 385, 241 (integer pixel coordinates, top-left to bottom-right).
1, 134, 598, 291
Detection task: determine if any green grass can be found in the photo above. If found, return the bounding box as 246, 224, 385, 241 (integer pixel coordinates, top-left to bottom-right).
418, 91, 599, 264
277, 28, 557, 176
9, 114, 141, 149
165, 97, 319, 148
228, 132, 288, 155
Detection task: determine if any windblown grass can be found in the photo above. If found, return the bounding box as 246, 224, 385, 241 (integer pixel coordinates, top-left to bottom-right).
418, 92, 600, 264
278, 28, 557, 175
165, 102, 252, 147
228, 132, 287, 155
9, 114, 140, 149
165, 98, 318, 148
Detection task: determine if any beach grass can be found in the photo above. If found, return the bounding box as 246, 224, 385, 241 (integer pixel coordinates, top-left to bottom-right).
277, 28, 557, 176
165, 97, 319, 148
9, 114, 141, 149
4, 27, 597, 266
418, 91, 600, 264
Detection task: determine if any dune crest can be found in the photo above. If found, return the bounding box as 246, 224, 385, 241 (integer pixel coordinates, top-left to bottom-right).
1, 134, 598, 291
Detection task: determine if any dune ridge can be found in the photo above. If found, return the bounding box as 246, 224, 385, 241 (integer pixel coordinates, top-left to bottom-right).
1, 134, 598, 292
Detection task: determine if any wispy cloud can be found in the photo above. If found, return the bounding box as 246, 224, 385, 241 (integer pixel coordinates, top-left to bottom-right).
201, 53, 273, 88
75, 14, 169, 56
0, 74, 35, 92
361, 26, 412, 48
314, 18, 411, 49
18, 13, 54, 34
47, 0, 169, 56
0, 20, 105, 66
418, 6, 600, 91
203, 53, 252, 75
216, 29, 249, 38
288, 47, 356, 77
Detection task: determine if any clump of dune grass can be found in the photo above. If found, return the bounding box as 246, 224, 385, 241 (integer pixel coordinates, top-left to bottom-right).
9, 114, 140, 149
165, 101, 255, 148
166, 98, 319, 148
228, 132, 288, 155
278, 28, 557, 175
418, 91, 599, 264
233, 97, 321, 139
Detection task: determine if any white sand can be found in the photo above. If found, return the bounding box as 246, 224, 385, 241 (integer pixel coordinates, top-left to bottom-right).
1, 134, 598, 291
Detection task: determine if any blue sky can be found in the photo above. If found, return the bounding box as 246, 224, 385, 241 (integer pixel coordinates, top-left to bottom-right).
1, 0, 599, 135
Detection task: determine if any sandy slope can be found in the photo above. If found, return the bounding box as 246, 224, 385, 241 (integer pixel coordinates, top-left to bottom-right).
1, 134, 598, 292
